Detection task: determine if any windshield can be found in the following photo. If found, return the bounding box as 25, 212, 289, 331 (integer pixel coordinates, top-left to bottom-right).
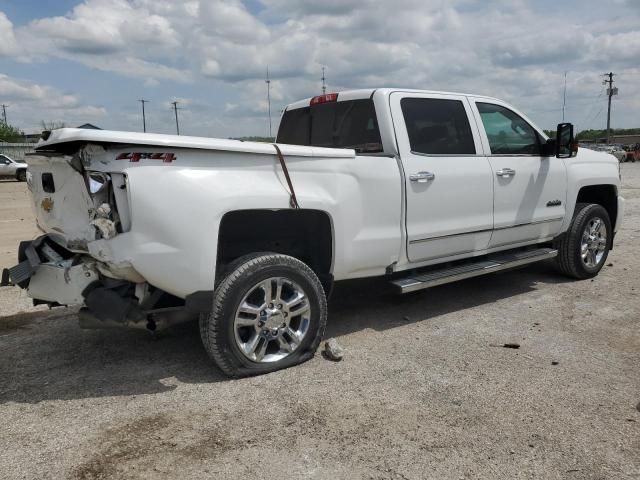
277, 99, 383, 153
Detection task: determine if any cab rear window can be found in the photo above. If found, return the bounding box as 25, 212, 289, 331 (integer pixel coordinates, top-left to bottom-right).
277, 99, 383, 153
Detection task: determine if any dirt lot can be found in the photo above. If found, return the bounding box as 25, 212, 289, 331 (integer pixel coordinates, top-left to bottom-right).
1, 167, 639, 479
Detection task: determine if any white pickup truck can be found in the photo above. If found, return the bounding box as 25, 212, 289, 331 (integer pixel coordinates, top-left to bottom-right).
3, 88, 624, 377
0, 153, 28, 181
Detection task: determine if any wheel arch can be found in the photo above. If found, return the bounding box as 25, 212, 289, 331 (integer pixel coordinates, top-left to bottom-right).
216, 208, 334, 290
575, 184, 618, 231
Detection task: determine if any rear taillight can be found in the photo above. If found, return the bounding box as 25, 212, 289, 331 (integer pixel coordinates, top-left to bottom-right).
310, 93, 338, 105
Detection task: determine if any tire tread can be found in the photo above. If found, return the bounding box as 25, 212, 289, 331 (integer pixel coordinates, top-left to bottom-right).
555, 202, 610, 279
201, 253, 327, 377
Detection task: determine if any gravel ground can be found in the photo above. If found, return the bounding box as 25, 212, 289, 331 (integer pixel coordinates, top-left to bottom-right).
1, 166, 639, 479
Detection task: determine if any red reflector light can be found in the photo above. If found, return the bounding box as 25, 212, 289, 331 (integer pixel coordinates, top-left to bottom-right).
310, 93, 338, 105
571, 141, 579, 154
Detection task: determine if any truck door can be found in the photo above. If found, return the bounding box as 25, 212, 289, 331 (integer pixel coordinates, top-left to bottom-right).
390, 92, 494, 262
470, 100, 567, 248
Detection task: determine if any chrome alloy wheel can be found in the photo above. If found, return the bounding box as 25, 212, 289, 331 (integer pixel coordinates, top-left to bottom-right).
233, 277, 311, 363
581, 216, 608, 268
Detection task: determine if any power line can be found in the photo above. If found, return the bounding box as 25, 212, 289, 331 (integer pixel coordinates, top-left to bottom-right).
171, 101, 180, 135
587, 104, 605, 130
581, 84, 606, 130
138, 99, 149, 133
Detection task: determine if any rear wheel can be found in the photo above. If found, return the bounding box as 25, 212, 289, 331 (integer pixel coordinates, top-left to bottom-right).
200, 253, 327, 377
555, 203, 611, 279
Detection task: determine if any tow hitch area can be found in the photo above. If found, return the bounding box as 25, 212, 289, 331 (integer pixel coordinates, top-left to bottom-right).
3, 235, 196, 331
3, 236, 100, 306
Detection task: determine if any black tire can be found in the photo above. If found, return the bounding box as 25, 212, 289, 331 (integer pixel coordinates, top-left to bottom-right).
200, 253, 327, 377
16, 169, 27, 182
555, 203, 611, 279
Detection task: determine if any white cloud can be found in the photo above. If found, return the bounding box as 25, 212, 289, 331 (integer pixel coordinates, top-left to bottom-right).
0, 12, 18, 56
0, 74, 106, 131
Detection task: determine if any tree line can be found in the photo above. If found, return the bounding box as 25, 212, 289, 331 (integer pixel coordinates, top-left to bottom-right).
0, 121, 66, 143
544, 127, 640, 142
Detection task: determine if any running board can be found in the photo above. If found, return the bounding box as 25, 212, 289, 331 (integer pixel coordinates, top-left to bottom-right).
391, 248, 558, 294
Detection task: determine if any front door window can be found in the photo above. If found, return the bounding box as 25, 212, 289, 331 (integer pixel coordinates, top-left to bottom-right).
477, 103, 541, 155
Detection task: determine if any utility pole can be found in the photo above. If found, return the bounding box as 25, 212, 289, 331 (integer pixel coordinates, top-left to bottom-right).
562, 72, 567, 122
171, 101, 180, 135
603, 72, 617, 144
138, 99, 149, 132
1, 104, 7, 125
265, 66, 272, 138
321, 66, 327, 95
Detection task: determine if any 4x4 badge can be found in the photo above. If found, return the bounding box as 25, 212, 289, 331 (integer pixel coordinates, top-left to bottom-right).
546, 199, 562, 207
116, 152, 176, 163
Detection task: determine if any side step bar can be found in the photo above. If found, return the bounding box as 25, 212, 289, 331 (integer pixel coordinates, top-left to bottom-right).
391, 248, 558, 294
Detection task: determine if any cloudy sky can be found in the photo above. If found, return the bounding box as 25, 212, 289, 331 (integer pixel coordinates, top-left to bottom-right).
0, 0, 638, 137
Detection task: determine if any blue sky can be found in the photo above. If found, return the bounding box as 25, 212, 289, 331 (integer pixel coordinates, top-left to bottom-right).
0, 0, 638, 137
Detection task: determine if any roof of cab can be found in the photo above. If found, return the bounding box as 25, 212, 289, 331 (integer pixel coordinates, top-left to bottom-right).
285, 88, 502, 111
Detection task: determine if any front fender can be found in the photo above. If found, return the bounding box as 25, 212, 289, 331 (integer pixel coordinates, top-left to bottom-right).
561, 149, 621, 233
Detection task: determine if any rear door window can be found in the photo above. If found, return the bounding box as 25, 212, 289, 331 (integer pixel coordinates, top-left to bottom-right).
400, 98, 476, 155
476, 102, 541, 155
277, 99, 382, 153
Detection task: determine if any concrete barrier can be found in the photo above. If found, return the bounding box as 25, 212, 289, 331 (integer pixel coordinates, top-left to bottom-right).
0, 143, 38, 161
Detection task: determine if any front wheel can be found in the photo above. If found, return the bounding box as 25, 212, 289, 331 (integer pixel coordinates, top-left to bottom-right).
200, 253, 327, 377
555, 203, 611, 279
16, 170, 27, 182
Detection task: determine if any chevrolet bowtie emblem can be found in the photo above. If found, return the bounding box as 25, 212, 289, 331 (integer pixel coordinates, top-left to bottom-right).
41, 197, 54, 212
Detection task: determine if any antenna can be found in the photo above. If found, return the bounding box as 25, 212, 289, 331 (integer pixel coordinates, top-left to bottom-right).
138, 99, 149, 132
562, 72, 567, 122
266, 66, 272, 138
321, 66, 327, 95
171, 101, 180, 135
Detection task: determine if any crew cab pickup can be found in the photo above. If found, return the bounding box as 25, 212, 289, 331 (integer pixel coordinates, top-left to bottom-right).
2, 88, 624, 377
0, 153, 27, 181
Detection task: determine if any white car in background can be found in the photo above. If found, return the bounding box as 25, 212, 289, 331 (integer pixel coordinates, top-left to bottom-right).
591, 145, 626, 162
0, 153, 28, 181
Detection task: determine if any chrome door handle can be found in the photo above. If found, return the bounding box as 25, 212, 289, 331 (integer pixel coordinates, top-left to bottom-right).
496, 168, 516, 177
409, 171, 435, 183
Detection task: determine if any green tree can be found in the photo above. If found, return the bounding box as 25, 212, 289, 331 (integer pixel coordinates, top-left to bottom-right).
575, 128, 640, 142
0, 123, 25, 143
40, 120, 66, 131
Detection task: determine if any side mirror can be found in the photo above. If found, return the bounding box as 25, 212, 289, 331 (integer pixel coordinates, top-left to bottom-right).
542, 138, 556, 157
555, 122, 576, 158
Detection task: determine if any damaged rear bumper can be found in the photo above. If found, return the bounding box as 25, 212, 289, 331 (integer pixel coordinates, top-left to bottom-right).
1, 236, 99, 305
2, 235, 197, 331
